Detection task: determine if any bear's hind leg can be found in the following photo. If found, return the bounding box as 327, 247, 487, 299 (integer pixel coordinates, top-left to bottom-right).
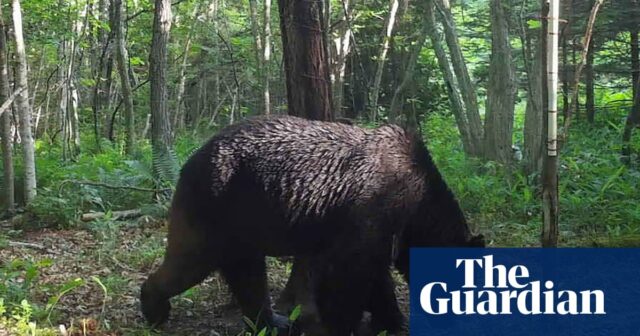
313, 255, 375, 336
140, 251, 213, 326
368, 270, 406, 335
220, 256, 290, 334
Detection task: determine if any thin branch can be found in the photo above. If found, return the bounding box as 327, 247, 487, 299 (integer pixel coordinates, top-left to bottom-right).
59, 179, 171, 196
216, 31, 241, 91
127, 0, 187, 21
108, 79, 150, 141
561, 0, 605, 143
0, 87, 25, 117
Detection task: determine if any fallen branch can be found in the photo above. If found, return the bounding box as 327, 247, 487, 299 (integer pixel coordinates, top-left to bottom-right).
59, 179, 172, 196
8, 240, 46, 250
81, 209, 142, 222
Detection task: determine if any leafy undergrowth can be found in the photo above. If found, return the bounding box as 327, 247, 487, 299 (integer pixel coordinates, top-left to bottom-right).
0, 217, 409, 336
424, 112, 640, 248
1, 216, 248, 335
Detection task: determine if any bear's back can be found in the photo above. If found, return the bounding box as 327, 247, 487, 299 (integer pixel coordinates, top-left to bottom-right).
191, 116, 424, 222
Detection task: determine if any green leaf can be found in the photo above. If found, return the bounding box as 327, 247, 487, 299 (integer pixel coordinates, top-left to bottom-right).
289, 304, 302, 322
527, 19, 541, 29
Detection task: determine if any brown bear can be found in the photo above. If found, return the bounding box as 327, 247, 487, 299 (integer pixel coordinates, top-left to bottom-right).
140, 115, 483, 335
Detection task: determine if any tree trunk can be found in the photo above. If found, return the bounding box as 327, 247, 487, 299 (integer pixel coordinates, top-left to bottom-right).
11, 0, 37, 204
330, 0, 352, 117
562, 0, 603, 140
263, 0, 272, 115
150, 0, 178, 185
424, 0, 476, 155
174, 4, 199, 134
622, 78, 640, 162
369, 0, 400, 121
483, 0, 516, 163
0, 1, 14, 213
113, 0, 135, 155
277, 0, 333, 120
541, 0, 559, 247
622, 22, 640, 161
249, 0, 265, 113
561, 0, 572, 120
389, 19, 427, 126
632, 30, 640, 100
91, 14, 112, 151
585, 42, 595, 123
523, 32, 544, 176
434, 0, 483, 151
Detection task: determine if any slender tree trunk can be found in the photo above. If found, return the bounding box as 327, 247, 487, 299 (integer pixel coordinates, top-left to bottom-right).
523, 32, 544, 175
585, 43, 595, 123
424, 0, 476, 155
263, 0, 272, 115
369, 0, 399, 121
622, 10, 640, 161
0, 2, 14, 212
11, 0, 37, 204
90, 0, 112, 151
622, 77, 640, 162
329, 0, 352, 117
249, 0, 265, 114
174, 4, 199, 134
561, 0, 572, 120
562, 0, 603, 140
434, 0, 483, 151
389, 19, 427, 125
249, 0, 264, 75
277, 0, 333, 120
113, 0, 135, 155
633, 30, 640, 100
541, 0, 559, 247
150, 0, 178, 185
483, 0, 516, 163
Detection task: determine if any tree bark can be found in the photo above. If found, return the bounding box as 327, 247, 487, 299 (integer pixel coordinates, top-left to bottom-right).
263, 0, 272, 115
632, 30, 640, 100
560, 0, 572, 120
0, 1, 14, 212
434, 0, 483, 151
330, 0, 352, 117
11, 0, 37, 204
541, 0, 559, 247
277, 0, 333, 120
389, 19, 427, 126
174, 4, 199, 134
562, 0, 603, 140
249, 0, 265, 114
622, 2, 640, 161
369, 0, 400, 121
483, 0, 516, 163
424, 0, 476, 155
150, 0, 178, 185
113, 0, 135, 155
523, 30, 544, 176
585, 42, 595, 123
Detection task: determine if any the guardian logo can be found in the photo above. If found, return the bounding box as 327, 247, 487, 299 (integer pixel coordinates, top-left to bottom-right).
420, 255, 606, 316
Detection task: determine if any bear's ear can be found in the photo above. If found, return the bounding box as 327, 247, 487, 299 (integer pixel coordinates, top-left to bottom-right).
467, 234, 486, 247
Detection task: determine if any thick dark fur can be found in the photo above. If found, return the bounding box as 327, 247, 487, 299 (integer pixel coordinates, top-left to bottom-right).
140, 115, 483, 335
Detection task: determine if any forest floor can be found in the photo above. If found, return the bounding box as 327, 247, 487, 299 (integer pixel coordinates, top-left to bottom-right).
1, 216, 409, 336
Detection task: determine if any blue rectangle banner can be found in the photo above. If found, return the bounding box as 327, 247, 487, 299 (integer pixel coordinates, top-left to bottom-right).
409, 248, 640, 335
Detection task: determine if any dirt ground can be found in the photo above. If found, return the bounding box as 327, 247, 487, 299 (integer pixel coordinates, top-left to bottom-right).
1, 218, 409, 335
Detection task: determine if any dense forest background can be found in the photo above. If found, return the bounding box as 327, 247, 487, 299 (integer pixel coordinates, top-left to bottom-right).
1, 0, 639, 334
